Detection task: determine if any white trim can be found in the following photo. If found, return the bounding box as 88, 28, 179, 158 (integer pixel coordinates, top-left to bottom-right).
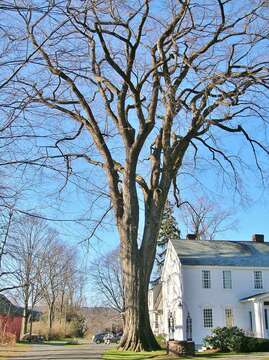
182, 264, 269, 270
161, 241, 181, 282
241, 292, 269, 303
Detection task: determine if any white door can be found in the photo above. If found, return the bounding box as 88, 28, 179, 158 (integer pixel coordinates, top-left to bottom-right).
265, 306, 269, 338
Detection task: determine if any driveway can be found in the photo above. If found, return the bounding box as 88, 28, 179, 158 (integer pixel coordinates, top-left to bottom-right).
8, 343, 109, 360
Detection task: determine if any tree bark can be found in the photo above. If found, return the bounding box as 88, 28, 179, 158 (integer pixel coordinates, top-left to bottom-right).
118, 191, 165, 351
29, 314, 33, 339
23, 305, 29, 334
48, 301, 55, 339
118, 246, 160, 351
59, 290, 65, 324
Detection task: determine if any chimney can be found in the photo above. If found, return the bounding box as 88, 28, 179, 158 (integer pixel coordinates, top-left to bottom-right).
252, 234, 264, 243
186, 234, 197, 240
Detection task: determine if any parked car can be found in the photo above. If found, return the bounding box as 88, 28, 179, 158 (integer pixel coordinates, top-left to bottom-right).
104, 331, 123, 344
92, 332, 112, 344
21, 333, 44, 343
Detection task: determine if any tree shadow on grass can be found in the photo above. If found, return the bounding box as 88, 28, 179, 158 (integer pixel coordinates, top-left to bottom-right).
104, 351, 162, 360
104, 350, 264, 360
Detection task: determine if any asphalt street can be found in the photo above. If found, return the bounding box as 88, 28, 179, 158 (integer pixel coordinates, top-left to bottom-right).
5, 344, 269, 360
8, 343, 109, 360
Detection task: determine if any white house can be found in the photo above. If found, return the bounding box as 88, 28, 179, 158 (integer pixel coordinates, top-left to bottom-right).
149, 234, 269, 348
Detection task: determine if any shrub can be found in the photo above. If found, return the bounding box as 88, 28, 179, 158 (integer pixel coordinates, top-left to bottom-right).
0, 331, 16, 345
204, 326, 249, 353
66, 339, 79, 345
155, 334, 167, 349
32, 316, 88, 340
69, 314, 88, 338
247, 337, 269, 352
32, 319, 71, 340
47, 325, 66, 340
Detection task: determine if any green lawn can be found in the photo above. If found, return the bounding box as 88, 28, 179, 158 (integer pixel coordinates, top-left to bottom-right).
103, 349, 175, 360
43, 339, 81, 346
103, 349, 269, 360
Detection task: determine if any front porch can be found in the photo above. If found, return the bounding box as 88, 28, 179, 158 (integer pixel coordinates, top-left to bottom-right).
240, 292, 269, 339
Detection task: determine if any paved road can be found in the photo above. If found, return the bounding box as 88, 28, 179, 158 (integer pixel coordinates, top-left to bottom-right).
9, 343, 109, 360
6, 344, 269, 360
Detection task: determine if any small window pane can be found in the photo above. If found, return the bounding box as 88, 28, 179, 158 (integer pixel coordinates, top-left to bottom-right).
254, 271, 263, 289
225, 308, 233, 327
223, 271, 232, 289
202, 270, 211, 289
203, 308, 213, 328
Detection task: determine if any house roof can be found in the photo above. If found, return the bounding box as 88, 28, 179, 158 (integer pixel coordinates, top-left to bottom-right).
170, 239, 269, 267
0, 294, 23, 316
0, 295, 42, 320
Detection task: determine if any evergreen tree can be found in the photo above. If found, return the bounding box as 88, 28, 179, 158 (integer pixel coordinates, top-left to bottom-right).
154, 201, 180, 279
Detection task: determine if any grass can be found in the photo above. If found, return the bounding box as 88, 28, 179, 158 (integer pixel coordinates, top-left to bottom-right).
19, 337, 82, 346
103, 349, 269, 360
44, 339, 81, 346
0, 343, 30, 360
103, 349, 174, 360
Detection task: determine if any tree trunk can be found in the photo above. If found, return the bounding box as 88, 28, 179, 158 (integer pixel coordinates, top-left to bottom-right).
114, 155, 169, 351
29, 314, 33, 339
120, 288, 160, 352
118, 209, 163, 351
48, 302, 55, 339
59, 290, 65, 324
23, 306, 29, 334
118, 254, 159, 350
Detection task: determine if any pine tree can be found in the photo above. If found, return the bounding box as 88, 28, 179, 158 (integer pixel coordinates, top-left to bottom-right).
154, 201, 180, 280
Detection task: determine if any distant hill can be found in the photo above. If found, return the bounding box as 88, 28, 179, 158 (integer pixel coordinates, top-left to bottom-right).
81, 306, 122, 337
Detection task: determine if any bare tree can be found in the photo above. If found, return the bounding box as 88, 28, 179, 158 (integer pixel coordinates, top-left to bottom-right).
57, 256, 86, 327
2, 0, 269, 351
12, 216, 53, 334
90, 248, 124, 316
180, 198, 237, 240
0, 210, 16, 292
40, 239, 76, 337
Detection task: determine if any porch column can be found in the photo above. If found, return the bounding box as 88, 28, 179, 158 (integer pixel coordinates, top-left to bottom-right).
253, 300, 266, 338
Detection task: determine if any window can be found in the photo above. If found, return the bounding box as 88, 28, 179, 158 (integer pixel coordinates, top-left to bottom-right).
223, 270, 232, 289
168, 312, 175, 340
202, 270, 211, 288
225, 308, 233, 327
254, 271, 263, 289
154, 313, 159, 329
249, 311, 253, 332
186, 313, 192, 341
265, 309, 268, 330
203, 308, 213, 328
